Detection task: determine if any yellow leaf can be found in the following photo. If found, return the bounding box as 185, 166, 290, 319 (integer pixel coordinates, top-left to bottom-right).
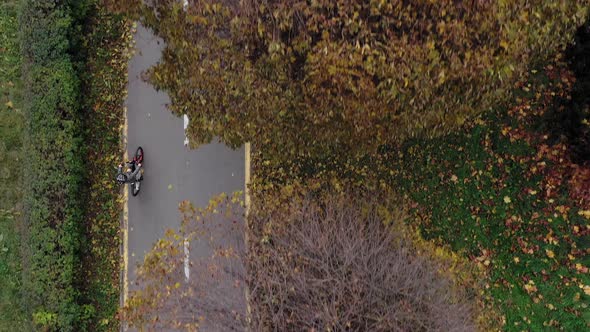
524, 281, 537, 293
5, 100, 13, 109
503, 196, 511, 204
578, 210, 590, 219
513, 257, 520, 263
545, 249, 555, 259
583, 285, 590, 296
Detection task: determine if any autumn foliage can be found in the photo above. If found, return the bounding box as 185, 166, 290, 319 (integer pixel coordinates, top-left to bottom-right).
122, 195, 248, 331
79, 8, 132, 331
396, 60, 590, 330
105, 1, 590, 330
123, 192, 477, 331
108, 0, 587, 162
248, 192, 476, 331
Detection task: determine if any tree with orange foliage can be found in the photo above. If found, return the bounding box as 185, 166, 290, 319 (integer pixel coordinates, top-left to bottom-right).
107, 0, 587, 164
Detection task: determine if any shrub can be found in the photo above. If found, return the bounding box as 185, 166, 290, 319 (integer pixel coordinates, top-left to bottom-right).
77, 7, 132, 331
20, 0, 88, 330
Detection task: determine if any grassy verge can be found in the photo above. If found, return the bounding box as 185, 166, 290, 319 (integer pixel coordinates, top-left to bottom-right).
0, 0, 26, 330
251, 56, 590, 330
78, 7, 131, 331
394, 61, 590, 330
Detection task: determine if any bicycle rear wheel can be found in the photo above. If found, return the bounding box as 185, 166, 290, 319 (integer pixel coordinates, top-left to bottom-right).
131, 181, 141, 196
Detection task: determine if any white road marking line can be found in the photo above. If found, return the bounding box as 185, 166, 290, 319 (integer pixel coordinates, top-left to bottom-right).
183, 237, 190, 280
183, 114, 189, 147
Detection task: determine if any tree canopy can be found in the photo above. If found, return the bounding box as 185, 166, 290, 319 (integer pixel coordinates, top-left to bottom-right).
109, 0, 588, 161
123, 191, 479, 331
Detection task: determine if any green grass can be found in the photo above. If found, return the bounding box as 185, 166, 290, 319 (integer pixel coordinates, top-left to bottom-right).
0, 0, 27, 330
394, 65, 590, 330
0, 211, 27, 332
0, 0, 22, 205
253, 60, 590, 330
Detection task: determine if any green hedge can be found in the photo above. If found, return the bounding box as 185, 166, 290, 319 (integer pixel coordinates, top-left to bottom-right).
20, 1, 86, 330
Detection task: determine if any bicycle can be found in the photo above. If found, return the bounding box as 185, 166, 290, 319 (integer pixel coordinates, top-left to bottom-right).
116, 146, 144, 196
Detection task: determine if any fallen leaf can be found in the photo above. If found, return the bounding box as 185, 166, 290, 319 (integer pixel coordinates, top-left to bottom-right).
524, 281, 537, 293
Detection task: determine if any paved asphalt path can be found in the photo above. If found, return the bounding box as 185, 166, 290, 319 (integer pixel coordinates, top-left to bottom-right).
125, 24, 246, 330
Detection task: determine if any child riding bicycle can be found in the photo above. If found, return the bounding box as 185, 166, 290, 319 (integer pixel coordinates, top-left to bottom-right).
116, 160, 143, 184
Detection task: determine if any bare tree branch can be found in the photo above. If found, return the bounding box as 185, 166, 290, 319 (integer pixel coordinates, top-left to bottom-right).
123, 191, 476, 331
